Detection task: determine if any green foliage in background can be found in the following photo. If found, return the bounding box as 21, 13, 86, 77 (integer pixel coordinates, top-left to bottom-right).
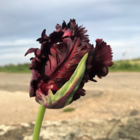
109, 59, 140, 72
0, 58, 140, 73
0, 63, 30, 73
63, 107, 75, 112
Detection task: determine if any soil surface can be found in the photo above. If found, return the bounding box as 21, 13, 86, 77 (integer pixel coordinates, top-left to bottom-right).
0, 72, 140, 125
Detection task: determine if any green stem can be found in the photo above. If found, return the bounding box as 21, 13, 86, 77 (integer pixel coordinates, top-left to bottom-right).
32, 105, 46, 140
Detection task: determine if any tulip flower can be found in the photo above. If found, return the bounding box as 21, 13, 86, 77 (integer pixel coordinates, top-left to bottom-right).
25, 19, 113, 108
25, 19, 113, 140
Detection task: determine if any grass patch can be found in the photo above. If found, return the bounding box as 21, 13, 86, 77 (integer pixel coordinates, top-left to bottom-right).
109, 60, 140, 72
0, 63, 30, 73
63, 107, 75, 112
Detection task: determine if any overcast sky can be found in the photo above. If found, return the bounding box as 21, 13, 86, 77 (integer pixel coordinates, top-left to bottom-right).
0, 0, 140, 66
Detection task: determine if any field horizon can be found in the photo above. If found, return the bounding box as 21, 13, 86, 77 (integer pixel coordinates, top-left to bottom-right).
0, 57, 140, 73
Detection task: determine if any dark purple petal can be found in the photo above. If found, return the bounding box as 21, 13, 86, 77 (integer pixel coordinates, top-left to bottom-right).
49, 31, 64, 43
55, 24, 62, 31
36, 38, 42, 42
24, 48, 38, 56
41, 29, 46, 38
62, 29, 71, 38
66, 19, 89, 42
36, 29, 48, 43
89, 39, 113, 80
62, 20, 67, 29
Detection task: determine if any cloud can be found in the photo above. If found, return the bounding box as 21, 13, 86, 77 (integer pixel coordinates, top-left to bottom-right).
0, 0, 140, 65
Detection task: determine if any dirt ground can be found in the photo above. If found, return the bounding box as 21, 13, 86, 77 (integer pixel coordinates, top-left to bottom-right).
0, 72, 140, 125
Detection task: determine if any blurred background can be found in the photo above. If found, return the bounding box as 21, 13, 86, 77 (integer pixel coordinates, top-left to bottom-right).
0, 0, 140, 140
